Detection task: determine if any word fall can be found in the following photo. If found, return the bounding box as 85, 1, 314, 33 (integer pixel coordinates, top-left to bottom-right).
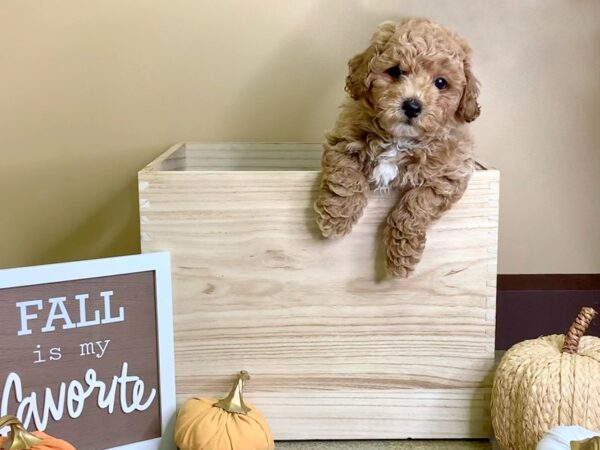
16, 290, 125, 336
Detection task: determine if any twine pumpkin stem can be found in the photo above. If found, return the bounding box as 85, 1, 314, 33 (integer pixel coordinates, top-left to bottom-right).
562, 307, 598, 354
215, 370, 252, 415
0, 415, 43, 450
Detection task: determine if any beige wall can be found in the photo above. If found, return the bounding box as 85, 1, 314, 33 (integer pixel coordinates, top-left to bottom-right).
1, 0, 599, 273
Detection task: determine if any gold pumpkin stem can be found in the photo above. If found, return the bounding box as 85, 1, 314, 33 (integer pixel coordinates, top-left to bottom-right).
0, 415, 43, 450
214, 371, 252, 415
562, 307, 597, 354
571, 436, 600, 450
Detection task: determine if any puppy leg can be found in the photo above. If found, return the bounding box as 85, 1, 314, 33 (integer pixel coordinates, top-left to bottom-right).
314, 144, 368, 238
385, 179, 468, 277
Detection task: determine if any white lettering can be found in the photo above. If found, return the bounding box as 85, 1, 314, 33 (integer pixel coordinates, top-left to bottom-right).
79, 340, 110, 359
15, 291, 126, 334
75, 294, 101, 328
41, 297, 76, 333
49, 347, 62, 361
100, 291, 125, 324
17, 392, 42, 430
1, 373, 22, 417
43, 382, 65, 426
16, 300, 43, 336
95, 340, 110, 359
86, 370, 117, 414
1, 364, 157, 430
67, 380, 91, 418
119, 362, 156, 413
33, 344, 45, 364
79, 342, 95, 357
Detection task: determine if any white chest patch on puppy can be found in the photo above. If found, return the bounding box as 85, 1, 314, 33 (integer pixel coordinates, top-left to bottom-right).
372, 160, 399, 190
371, 148, 401, 190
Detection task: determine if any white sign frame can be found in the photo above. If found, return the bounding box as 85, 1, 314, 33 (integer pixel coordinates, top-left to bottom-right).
0, 252, 176, 450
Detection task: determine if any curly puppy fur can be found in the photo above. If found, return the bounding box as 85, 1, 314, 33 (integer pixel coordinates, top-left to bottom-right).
314, 18, 480, 278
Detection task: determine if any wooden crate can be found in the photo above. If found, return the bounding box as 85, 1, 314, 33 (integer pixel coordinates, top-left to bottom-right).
138, 142, 499, 440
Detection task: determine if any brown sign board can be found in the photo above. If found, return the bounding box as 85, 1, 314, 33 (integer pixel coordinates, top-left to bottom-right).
0, 253, 175, 450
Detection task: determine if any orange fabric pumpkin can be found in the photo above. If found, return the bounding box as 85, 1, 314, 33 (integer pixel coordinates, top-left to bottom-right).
175, 371, 274, 450
0, 416, 75, 450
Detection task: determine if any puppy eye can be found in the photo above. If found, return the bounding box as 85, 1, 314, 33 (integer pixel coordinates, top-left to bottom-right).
385, 66, 403, 79
434, 77, 448, 90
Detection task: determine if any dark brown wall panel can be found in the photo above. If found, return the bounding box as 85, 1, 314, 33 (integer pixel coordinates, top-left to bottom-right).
496, 275, 600, 350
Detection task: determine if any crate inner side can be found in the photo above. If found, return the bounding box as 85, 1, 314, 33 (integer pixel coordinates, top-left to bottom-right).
157, 143, 322, 171
155, 143, 490, 172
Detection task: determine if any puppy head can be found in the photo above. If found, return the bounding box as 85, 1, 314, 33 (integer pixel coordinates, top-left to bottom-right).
345, 18, 480, 137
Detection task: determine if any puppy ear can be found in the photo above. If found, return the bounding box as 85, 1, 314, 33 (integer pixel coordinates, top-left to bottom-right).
456, 57, 481, 123
345, 21, 396, 100
345, 47, 375, 100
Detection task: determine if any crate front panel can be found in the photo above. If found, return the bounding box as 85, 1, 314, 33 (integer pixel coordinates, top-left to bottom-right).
139, 168, 498, 439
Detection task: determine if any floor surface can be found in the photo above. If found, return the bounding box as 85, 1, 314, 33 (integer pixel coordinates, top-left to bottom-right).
276, 441, 493, 449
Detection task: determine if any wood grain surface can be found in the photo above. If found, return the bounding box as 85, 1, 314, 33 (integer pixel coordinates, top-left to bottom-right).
139, 143, 499, 439
277, 440, 492, 449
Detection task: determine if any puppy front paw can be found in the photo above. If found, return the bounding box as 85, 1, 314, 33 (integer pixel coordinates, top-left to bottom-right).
316, 212, 355, 238
314, 191, 366, 238
384, 228, 426, 278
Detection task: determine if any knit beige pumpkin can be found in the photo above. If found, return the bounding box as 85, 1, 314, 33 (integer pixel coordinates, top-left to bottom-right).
492, 307, 600, 450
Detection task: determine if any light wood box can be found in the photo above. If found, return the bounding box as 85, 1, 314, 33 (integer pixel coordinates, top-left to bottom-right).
138, 143, 499, 440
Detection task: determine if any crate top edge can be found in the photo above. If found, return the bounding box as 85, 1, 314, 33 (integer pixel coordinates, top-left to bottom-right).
138, 142, 498, 174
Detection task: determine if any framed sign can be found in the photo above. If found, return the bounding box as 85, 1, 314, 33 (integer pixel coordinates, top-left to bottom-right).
0, 252, 176, 450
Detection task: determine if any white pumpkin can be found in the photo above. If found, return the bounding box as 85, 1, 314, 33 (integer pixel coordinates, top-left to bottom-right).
537, 426, 600, 450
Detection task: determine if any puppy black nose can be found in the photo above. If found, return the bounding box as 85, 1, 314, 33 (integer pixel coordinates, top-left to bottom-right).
402, 99, 422, 118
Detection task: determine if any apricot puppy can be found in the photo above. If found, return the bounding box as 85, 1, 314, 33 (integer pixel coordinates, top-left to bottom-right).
315, 18, 480, 277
